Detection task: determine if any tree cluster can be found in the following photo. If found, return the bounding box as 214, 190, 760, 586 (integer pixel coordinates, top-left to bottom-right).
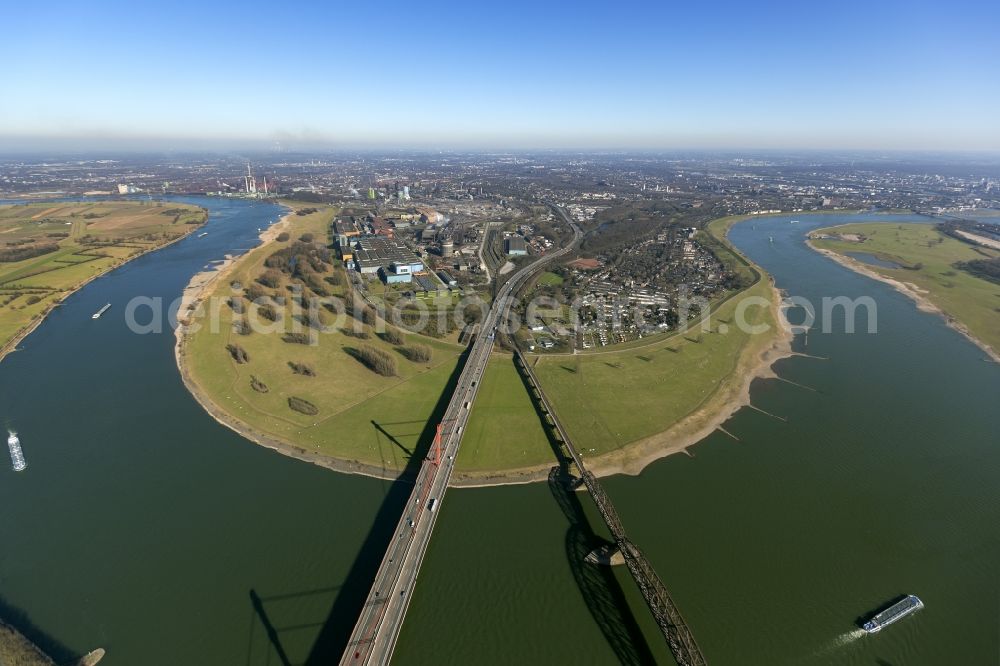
0, 243, 58, 263
245, 283, 267, 301
283, 332, 312, 344
345, 301, 377, 326
288, 361, 316, 376
401, 344, 432, 363
257, 303, 279, 322
264, 242, 331, 278
352, 345, 397, 376
956, 257, 1000, 285
257, 270, 282, 289
288, 396, 319, 415
226, 343, 250, 364
228, 296, 245, 315
381, 327, 406, 345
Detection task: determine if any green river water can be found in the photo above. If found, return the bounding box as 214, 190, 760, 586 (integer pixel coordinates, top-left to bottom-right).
0, 200, 996, 664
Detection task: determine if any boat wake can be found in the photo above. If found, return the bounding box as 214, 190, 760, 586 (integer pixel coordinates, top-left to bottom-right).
812, 629, 866, 660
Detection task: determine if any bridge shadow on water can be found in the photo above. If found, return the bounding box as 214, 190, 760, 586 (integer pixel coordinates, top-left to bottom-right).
513, 354, 657, 665
245, 348, 470, 666
246, 348, 656, 665
247, 587, 342, 666
548, 468, 658, 666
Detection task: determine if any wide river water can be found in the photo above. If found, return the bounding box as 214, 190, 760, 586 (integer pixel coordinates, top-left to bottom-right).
0, 200, 997, 665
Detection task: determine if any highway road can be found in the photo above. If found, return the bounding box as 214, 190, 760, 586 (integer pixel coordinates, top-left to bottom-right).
340, 204, 581, 665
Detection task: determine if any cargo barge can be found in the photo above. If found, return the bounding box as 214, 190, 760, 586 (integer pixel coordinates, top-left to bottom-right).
7, 431, 25, 471
862, 595, 923, 633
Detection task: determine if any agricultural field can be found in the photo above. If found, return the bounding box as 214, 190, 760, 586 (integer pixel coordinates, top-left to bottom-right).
811, 222, 1000, 355
0, 200, 206, 358
181, 205, 469, 474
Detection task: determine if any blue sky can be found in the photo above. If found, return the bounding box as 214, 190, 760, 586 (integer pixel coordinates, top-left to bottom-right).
2, 0, 998, 150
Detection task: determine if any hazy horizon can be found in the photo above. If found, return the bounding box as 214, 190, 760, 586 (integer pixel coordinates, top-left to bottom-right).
3, 0, 998, 152
4, 134, 1000, 155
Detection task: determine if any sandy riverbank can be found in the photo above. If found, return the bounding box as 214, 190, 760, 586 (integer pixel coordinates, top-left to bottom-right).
176, 208, 290, 316
808, 241, 1000, 364
0, 620, 56, 666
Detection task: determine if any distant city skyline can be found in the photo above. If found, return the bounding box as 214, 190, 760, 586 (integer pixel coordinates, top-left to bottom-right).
2, 0, 998, 152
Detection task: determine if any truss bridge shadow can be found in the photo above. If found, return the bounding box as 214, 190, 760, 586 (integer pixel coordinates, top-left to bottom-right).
548, 466, 658, 665
511, 354, 656, 664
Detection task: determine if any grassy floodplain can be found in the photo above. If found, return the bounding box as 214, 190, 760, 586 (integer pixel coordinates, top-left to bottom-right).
531, 278, 779, 469
461, 211, 784, 480
453, 354, 554, 479
810, 222, 1000, 357
0, 200, 206, 360
180, 203, 470, 477
526, 214, 788, 475
180, 206, 787, 483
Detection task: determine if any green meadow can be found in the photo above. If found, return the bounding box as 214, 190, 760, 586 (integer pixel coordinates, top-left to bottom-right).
182, 204, 469, 474
184, 206, 784, 480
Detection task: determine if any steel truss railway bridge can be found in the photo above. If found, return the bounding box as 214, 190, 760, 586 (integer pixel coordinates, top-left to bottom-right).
340, 204, 706, 666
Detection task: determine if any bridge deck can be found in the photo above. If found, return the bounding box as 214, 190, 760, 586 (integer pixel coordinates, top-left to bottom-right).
339, 205, 581, 665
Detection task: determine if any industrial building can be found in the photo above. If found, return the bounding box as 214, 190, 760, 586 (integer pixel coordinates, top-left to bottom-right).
505, 236, 528, 256
413, 273, 439, 292
351, 235, 424, 282
381, 265, 413, 284
336, 234, 354, 262
335, 218, 360, 237
369, 216, 394, 238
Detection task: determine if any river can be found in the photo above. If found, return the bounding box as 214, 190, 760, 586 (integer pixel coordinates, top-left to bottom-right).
0, 197, 395, 664
394, 213, 1000, 665
1, 203, 997, 664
